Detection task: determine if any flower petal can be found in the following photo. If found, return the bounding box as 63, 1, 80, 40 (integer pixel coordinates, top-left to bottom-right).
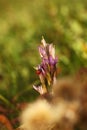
38, 46, 46, 58
41, 38, 47, 47
33, 85, 44, 94
49, 44, 55, 59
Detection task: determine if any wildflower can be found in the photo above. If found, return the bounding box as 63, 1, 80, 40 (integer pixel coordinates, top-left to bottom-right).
33, 38, 58, 95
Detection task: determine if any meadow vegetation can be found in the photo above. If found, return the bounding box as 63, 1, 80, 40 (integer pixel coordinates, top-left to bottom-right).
0, 0, 87, 129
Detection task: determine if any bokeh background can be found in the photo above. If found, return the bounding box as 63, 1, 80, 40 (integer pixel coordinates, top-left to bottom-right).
0, 0, 87, 129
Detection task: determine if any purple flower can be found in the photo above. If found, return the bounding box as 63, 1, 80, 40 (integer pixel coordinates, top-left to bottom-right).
49, 56, 58, 66
38, 46, 47, 58
33, 38, 58, 95
39, 38, 57, 65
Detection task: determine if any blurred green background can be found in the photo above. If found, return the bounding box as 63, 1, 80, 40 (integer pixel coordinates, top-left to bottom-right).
0, 0, 87, 128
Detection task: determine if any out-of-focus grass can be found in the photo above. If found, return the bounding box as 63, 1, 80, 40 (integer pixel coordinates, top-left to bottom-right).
0, 0, 87, 128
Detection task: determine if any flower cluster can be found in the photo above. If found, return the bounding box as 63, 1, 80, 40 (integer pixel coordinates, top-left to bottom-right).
33, 38, 58, 95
